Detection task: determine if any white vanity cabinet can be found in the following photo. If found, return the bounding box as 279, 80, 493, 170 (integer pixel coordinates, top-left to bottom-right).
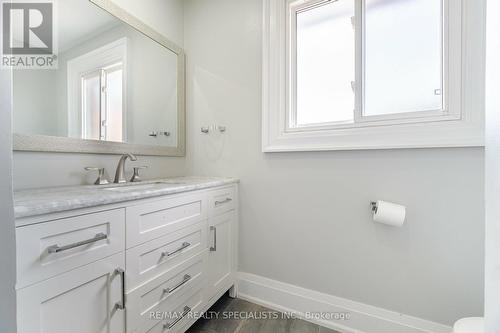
207, 211, 236, 300
206, 186, 237, 303
14, 182, 238, 333
17, 253, 126, 333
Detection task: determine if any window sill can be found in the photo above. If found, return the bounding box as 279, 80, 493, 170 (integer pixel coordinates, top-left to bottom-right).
262, 119, 484, 152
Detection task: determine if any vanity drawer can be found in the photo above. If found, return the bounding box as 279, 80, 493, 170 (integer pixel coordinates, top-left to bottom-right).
209, 186, 235, 217
126, 193, 207, 249
126, 222, 206, 291
127, 253, 205, 333
137, 289, 204, 333
16, 209, 125, 288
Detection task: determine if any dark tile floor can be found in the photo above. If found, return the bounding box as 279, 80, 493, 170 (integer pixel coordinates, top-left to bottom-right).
187, 294, 341, 333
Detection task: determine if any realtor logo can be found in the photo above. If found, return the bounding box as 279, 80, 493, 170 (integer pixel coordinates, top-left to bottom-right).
1, 0, 57, 69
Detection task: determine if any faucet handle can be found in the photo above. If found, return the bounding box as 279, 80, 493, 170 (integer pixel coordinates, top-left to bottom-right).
130, 166, 148, 183
85, 167, 110, 185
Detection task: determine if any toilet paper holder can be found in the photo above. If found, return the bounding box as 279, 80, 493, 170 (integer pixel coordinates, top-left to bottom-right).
370, 200, 406, 227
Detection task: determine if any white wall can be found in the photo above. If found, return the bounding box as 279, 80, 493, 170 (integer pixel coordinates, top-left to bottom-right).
183, 0, 485, 326
485, 0, 500, 331
13, 0, 186, 190
0, 66, 17, 333
112, 0, 183, 45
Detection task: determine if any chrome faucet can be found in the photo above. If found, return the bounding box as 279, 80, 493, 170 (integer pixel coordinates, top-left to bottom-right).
114, 153, 137, 183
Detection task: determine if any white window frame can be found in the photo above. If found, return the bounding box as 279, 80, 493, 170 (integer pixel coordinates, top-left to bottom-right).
67, 38, 128, 142
262, 0, 485, 152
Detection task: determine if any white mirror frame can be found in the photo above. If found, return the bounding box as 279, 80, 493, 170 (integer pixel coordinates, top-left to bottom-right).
13, 0, 186, 157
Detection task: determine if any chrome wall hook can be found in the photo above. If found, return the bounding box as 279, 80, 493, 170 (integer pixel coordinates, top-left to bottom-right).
201, 125, 227, 134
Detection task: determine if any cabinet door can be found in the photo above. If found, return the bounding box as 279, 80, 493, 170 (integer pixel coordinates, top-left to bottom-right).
17, 252, 125, 333
207, 211, 235, 299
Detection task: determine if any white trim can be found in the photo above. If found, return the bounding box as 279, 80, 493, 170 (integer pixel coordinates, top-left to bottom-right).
262, 0, 485, 152
237, 272, 452, 333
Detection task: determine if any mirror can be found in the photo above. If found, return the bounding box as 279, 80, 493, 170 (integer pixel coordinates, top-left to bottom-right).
12, 0, 185, 156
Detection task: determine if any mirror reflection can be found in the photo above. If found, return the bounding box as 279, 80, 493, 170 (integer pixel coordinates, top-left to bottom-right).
13, 0, 179, 147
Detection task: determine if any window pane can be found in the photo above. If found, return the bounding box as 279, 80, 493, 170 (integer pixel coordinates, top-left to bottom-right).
105, 67, 123, 142
295, 0, 355, 127
82, 74, 101, 140
364, 0, 443, 116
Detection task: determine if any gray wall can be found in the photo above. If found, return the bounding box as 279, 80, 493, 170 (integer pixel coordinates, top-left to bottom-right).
0, 66, 17, 332
183, 0, 485, 325
13, 152, 187, 189
13, 0, 186, 190
485, 0, 500, 331
13, 69, 58, 136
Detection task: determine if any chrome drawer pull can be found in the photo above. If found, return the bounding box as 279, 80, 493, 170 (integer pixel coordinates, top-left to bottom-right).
210, 226, 217, 252
215, 198, 232, 206
47, 233, 108, 254
164, 306, 191, 330
163, 274, 191, 294
114, 268, 126, 310
161, 242, 190, 258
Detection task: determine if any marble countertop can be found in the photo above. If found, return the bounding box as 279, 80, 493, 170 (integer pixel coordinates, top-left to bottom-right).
14, 176, 239, 219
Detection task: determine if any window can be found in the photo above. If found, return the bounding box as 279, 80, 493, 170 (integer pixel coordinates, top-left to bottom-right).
291, 0, 445, 130
364, 0, 443, 117
67, 38, 127, 142
294, 0, 355, 126
81, 63, 123, 141
263, 0, 484, 151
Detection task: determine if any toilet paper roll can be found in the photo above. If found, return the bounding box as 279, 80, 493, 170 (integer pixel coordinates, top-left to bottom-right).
373, 200, 406, 227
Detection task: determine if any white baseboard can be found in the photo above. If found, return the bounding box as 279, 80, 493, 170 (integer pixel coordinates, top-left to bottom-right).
237, 272, 452, 333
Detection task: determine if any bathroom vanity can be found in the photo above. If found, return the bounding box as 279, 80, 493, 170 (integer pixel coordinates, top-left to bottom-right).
10, 1, 239, 332
13, 177, 238, 333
